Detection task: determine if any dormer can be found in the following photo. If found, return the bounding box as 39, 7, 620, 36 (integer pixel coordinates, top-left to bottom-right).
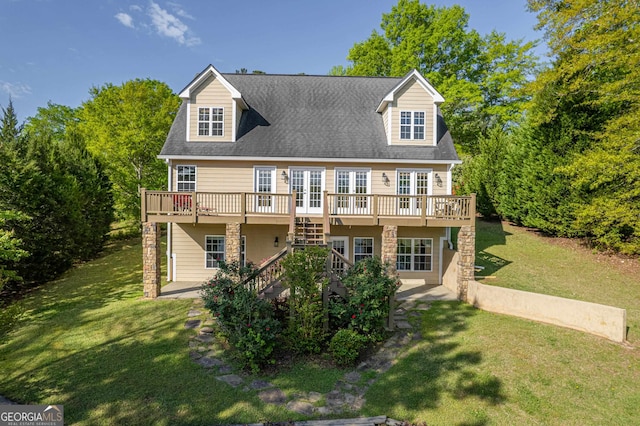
376, 69, 444, 147
179, 65, 248, 143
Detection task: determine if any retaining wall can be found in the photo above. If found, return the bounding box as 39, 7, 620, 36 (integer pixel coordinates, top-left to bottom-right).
467, 280, 627, 342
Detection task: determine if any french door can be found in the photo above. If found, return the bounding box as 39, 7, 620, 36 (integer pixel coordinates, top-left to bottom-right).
335, 169, 370, 214
290, 168, 324, 214
254, 167, 275, 213
397, 169, 432, 215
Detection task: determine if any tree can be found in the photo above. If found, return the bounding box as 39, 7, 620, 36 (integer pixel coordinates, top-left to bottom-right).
0, 210, 27, 342
0, 99, 22, 145
77, 79, 180, 220
341, 0, 537, 152
527, 0, 640, 253
0, 103, 113, 286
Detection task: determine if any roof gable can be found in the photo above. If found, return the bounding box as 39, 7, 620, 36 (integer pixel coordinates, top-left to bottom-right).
178, 64, 247, 109
376, 69, 444, 113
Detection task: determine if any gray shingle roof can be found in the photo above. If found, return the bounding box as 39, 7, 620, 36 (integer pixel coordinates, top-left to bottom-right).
159, 73, 459, 162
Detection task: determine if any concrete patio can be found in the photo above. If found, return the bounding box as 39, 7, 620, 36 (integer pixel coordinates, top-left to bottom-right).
156, 279, 457, 302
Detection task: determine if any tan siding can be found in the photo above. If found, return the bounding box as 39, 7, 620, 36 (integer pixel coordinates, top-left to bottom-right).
390, 79, 435, 146
242, 224, 289, 264
188, 74, 234, 142
397, 227, 446, 284
381, 105, 390, 143
173, 223, 226, 281
172, 160, 452, 198
330, 226, 446, 285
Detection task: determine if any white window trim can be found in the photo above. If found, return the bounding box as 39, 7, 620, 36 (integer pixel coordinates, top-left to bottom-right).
399, 110, 426, 141
397, 237, 433, 272
197, 106, 225, 137
333, 168, 372, 194
205, 235, 226, 269
253, 166, 277, 194
396, 168, 433, 196
176, 165, 197, 192
353, 237, 374, 263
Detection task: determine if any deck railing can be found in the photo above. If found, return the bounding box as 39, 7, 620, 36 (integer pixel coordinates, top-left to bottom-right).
325, 193, 475, 221
141, 189, 474, 224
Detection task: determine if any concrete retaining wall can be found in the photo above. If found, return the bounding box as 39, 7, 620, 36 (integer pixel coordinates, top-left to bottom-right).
467, 280, 627, 342
442, 248, 458, 295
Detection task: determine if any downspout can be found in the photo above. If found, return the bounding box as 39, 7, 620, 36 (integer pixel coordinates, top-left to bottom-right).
167, 159, 173, 282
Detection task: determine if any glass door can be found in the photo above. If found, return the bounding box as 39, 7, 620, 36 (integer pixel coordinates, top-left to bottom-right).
290, 168, 324, 214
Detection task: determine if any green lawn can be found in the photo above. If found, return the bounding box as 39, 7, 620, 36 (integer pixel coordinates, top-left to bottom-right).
473, 219, 640, 343
0, 225, 638, 425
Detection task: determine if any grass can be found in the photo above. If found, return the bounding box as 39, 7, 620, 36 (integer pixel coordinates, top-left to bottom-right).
473, 219, 640, 343
0, 223, 638, 424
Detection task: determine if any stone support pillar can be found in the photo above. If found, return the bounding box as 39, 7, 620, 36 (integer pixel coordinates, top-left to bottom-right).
143, 222, 161, 299
225, 222, 242, 265
456, 225, 476, 301
381, 225, 398, 274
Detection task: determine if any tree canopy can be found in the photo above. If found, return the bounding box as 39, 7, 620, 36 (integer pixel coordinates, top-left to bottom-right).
77, 79, 180, 220
341, 0, 537, 152
462, 0, 640, 254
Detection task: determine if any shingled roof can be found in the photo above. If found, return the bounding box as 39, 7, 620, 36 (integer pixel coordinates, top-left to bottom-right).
159, 72, 459, 162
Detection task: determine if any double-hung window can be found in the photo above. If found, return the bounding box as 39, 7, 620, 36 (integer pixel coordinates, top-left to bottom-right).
400, 111, 425, 140
198, 107, 224, 136
205, 235, 225, 268
176, 165, 196, 192
397, 238, 432, 271
354, 237, 374, 263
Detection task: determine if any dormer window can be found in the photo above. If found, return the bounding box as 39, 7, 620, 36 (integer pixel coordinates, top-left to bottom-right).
198, 107, 224, 136
400, 111, 425, 140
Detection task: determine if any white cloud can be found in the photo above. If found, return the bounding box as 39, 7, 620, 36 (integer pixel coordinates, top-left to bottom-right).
168, 2, 194, 20
115, 12, 135, 28
0, 81, 32, 99
130, 5, 143, 12
147, 1, 200, 46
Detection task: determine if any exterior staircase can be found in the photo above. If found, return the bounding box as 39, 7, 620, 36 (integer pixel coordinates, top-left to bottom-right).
294, 217, 325, 245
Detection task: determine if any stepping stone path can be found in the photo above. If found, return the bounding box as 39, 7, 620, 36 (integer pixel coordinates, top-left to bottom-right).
183, 298, 428, 419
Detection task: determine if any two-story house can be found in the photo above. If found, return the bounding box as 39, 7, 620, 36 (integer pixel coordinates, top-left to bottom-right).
141, 64, 476, 299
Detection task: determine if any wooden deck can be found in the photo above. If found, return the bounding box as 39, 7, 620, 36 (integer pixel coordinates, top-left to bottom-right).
141, 189, 475, 228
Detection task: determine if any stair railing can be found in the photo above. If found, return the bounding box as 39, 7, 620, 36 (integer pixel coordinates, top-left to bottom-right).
242, 247, 289, 294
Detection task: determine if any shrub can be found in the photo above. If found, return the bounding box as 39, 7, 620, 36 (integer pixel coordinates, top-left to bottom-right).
329, 329, 367, 366
339, 257, 399, 342
281, 246, 329, 354
201, 261, 280, 372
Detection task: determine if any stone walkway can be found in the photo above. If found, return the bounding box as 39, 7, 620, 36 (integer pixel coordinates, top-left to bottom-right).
185, 297, 435, 419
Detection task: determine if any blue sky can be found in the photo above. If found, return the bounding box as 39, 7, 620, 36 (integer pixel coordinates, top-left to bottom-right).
1, 0, 545, 122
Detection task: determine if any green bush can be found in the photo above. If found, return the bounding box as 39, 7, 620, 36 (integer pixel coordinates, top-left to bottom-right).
281, 246, 329, 354
338, 257, 399, 342
201, 261, 280, 372
329, 329, 367, 366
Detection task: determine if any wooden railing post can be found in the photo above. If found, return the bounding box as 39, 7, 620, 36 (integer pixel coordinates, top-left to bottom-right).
240, 192, 247, 223
421, 195, 427, 223
192, 191, 197, 222
289, 190, 297, 236
470, 193, 477, 222
323, 240, 333, 333
372, 194, 379, 225
140, 188, 147, 222
323, 191, 330, 244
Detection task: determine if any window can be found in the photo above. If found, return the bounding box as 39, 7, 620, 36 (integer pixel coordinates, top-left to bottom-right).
354, 237, 374, 263
254, 167, 275, 210
205, 235, 225, 268
335, 169, 370, 212
176, 165, 196, 192
198, 107, 224, 136
400, 111, 425, 140
397, 238, 432, 271
397, 169, 431, 213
